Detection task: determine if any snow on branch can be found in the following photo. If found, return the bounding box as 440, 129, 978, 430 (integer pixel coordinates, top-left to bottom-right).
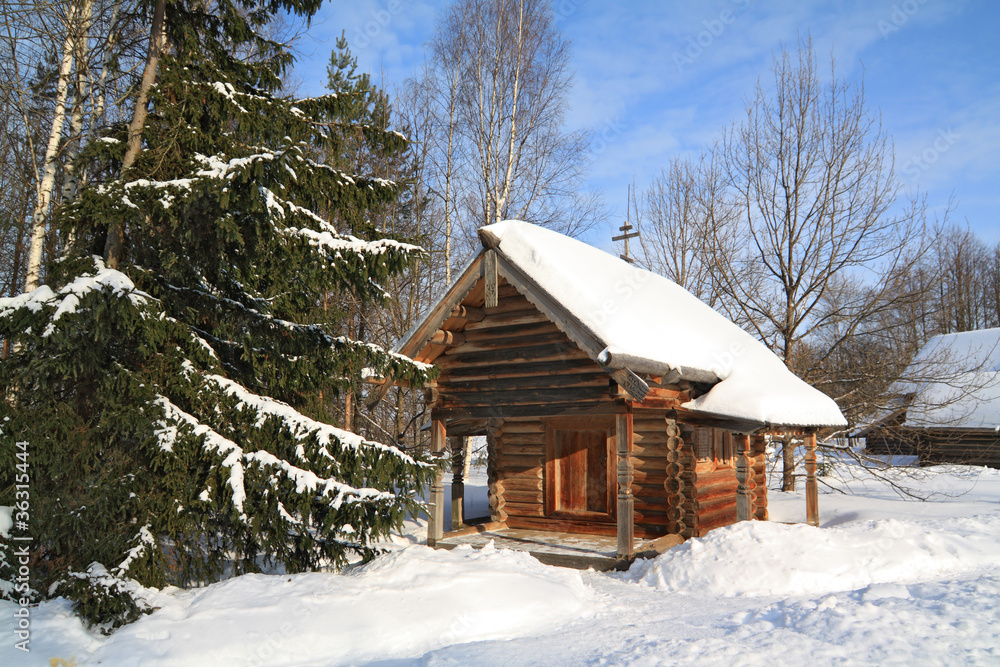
301, 157, 398, 190
114, 525, 156, 577
153, 389, 413, 524
0, 257, 153, 336
202, 372, 423, 464
159, 279, 429, 377
282, 225, 422, 259
193, 151, 278, 181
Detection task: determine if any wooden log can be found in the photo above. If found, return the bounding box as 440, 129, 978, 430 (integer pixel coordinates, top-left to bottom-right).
805, 432, 819, 526
431, 330, 465, 347
737, 433, 755, 522
500, 489, 543, 504
633, 460, 668, 476
633, 414, 672, 428
697, 499, 738, 522
505, 516, 617, 536
694, 478, 739, 499
461, 310, 550, 331
501, 501, 545, 517
484, 249, 498, 308
496, 431, 545, 445
632, 469, 669, 485
633, 513, 671, 527
498, 477, 544, 493
439, 358, 598, 380
450, 305, 486, 322
440, 386, 611, 409
441, 372, 607, 393
630, 481, 673, 498
499, 465, 544, 479
435, 401, 614, 420
697, 510, 738, 535
494, 442, 544, 455
641, 386, 686, 401
480, 294, 534, 315
634, 396, 684, 410
496, 282, 520, 298
695, 468, 738, 486
441, 520, 507, 539
634, 497, 670, 511
632, 442, 669, 457
635, 534, 685, 558
459, 318, 562, 341
492, 420, 545, 434
428, 418, 446, 545
616, 411, 635, 559
695, 492, 736, 511
496, 453, 545, 469
439, 343, 589, 367
442, 331, 571, 355
450, 436, 465, 530
694, 493, 737, 515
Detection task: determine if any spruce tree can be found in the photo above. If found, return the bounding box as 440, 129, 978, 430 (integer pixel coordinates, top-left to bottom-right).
0, 0, 434, 631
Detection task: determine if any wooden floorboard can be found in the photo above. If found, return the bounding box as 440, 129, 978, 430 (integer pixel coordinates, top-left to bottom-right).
435, 527, 647, 571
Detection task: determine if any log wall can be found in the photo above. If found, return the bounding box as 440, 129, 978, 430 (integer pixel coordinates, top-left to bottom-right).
434, 282, 612, 420
918, 430, 1000, 469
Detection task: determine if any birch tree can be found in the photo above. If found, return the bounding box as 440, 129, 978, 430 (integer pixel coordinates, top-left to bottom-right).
419, 0, 598, 264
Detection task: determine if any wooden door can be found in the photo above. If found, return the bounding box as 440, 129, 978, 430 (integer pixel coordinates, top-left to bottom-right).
545, 419, 615, 519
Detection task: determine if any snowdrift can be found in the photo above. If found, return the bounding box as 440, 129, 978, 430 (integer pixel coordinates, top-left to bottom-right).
627, 514, 1000, 597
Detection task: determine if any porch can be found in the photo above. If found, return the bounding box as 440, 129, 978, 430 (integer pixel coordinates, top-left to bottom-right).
434, 523, 684, 571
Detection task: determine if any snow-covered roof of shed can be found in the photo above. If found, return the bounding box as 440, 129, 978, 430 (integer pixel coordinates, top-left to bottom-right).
893, 328, 1000, 430
476, 221, 846, 428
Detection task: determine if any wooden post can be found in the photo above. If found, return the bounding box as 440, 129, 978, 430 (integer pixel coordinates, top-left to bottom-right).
751, 433, 768, 520
735, 433, 752, 521
616, 409, 635, 559
428, 418, 446, 546
449, 435, 465, 530
804, 432, 819, 527
484, 249, 498, 308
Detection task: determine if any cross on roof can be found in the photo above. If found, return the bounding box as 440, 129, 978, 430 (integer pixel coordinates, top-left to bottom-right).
612, 221, 640, 264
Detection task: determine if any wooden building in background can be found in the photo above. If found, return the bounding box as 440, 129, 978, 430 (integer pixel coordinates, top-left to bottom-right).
855, 328, 1000, 468
375, 221, 846, 565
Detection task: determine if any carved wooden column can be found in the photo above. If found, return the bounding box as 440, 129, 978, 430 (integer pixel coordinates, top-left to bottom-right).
427, 417, 446, 546
804, 431, 819, 527
449, 436, 465, 530
616, 409, 635, 559
751, 433, 769, 520
735, 433, 754, 521
484, 249, 498, 308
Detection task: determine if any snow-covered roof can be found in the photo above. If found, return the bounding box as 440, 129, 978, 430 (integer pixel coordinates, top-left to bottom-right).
892, 328, 1000, 430
398, 220, 846, 429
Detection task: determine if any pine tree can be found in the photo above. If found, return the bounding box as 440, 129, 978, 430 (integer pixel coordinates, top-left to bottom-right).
0, 0, 434, 631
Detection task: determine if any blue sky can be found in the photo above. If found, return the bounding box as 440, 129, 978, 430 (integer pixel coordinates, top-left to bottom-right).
292, 0, 1000, 249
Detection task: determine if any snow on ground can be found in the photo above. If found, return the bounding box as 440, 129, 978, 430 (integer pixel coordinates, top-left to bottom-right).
4, 460, 1000, 665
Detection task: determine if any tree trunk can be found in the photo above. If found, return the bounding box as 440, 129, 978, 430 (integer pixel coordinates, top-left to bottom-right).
25, 3, 82, 291
104, 0, 166, 269
781, 433, 796, 492
462, 435, 473, 478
